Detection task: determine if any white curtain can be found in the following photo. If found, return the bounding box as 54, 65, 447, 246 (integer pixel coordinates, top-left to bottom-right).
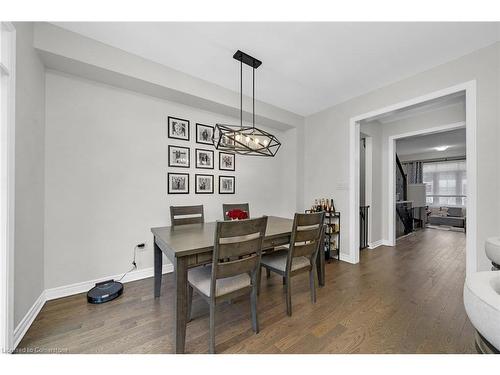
423, 160, 466, 207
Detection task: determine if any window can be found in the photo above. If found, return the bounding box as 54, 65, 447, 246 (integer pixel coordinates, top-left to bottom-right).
423, 160, 466, 207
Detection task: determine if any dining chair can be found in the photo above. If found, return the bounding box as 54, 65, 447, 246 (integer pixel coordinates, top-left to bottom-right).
260, 212, 325, 316
187, 216, 268, 353
170, 205, 204, 227
222, 203, 250, 220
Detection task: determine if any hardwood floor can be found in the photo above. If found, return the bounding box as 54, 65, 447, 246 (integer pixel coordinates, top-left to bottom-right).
17, 228, 475, 353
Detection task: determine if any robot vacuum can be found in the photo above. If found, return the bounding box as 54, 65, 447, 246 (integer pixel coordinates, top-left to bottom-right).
87, 279, 123, 304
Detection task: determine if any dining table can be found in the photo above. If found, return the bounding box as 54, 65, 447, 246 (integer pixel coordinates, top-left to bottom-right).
151, 215, 325, 353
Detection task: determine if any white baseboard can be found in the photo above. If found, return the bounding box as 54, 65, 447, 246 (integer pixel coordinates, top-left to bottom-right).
381, 239, 394, 246
13, 291, 46, 349
339, 253, 357, 264
14, 264, 173, 349
368, 240, 384, 249
45, 264, 173, 301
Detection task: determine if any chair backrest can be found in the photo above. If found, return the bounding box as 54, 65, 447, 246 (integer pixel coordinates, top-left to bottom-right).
222, 203, 250, 221
170, 205, 204, 227
287, 212, 325, 271
211, 216, 268, 292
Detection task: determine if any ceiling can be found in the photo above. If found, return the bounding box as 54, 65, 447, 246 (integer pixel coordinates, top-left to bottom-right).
396, 128, 466, 157
52, 22, 500, 116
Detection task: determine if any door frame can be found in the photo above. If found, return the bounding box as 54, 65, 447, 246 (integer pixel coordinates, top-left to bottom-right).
348, 80, 477, 277
0, 22, 16, 353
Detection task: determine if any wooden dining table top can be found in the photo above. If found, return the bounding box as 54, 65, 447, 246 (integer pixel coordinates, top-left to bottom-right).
151, 216, 294, 258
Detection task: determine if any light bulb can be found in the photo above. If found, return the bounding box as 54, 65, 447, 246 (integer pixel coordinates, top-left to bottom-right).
236, 134, 241, 141
245, 136, 250, 143
254, 138, 260, 145
263, 139, 268, 146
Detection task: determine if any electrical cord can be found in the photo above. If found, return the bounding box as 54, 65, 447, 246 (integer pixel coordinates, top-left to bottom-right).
117, 245, 140, 282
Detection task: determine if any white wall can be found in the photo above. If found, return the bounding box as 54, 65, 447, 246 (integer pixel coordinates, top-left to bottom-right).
304, 42, 498, 271
13, 22, 45, 327
44, 72, 297, 289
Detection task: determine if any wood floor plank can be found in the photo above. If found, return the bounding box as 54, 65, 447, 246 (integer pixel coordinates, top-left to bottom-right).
17, 228, 475, 354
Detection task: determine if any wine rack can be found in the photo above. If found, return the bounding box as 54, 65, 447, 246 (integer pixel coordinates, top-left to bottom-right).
305, 209, 340, 262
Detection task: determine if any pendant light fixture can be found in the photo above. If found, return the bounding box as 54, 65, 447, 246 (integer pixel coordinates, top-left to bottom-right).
213, 50, 281, 157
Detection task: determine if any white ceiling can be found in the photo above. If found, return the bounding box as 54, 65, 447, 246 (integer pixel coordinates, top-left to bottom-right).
52, 22, 500, 116
396, 128, 466, 156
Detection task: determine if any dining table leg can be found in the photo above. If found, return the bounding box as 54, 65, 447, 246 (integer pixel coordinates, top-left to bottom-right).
154, 238, 162, 298
174, 256, 189, 354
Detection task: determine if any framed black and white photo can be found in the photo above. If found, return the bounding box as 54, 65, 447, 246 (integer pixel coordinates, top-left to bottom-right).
219, 152, 235, 171
219, 175, 235, 194
168, 116, 190, 141
196, 123, 214, 145
195, 174, 214, 194
195, 148, 214, 169
167, 173, 189, 194
168, 145, 190, 168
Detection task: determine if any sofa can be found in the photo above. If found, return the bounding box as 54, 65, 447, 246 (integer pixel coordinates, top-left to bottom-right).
428, 206, 466, 228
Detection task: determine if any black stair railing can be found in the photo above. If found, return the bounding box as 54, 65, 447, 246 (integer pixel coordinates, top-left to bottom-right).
396, 204, 413, 235
395, 154, 413, 235
396, 154, 407, 201
360, 206, 370, 249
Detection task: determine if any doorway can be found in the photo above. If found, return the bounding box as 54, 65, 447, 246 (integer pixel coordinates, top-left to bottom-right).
348, 81, 477, 277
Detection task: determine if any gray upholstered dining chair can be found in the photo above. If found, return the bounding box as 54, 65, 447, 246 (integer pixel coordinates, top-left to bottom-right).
170, 205, 204, 227
260, 212, 325, 316
222, 203, 250, 220
187, 216, 268, 353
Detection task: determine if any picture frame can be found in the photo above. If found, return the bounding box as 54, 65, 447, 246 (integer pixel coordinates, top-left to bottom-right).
219, 152, 235, 171
167, 173, 189, 194
195, 174, 214, 194
219, 175, 235, 194
168, 145, 190, 168
196, 123, 214, 145
195, 148, 214, 169
168, 116, 190, 141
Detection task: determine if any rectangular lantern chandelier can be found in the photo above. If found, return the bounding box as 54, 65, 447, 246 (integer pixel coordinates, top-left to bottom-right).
213, 50, 281, 157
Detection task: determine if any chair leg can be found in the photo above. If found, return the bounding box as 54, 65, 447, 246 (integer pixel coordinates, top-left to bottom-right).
187, 285, 193, 321
285, 276, 292, 316
209, 302, 216, 354
256, 266, 262, 296
309, 269, 317, 304
266, 268, 271, 279
250, 285, 259, 333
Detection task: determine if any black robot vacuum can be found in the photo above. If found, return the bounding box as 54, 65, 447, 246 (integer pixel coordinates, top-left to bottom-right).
87, 279, 123, 304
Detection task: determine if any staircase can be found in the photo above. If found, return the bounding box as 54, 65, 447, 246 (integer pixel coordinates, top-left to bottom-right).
396, 154, 413, 236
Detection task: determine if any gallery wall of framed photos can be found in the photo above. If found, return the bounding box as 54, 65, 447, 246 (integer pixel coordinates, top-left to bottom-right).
167, 116, 235, 195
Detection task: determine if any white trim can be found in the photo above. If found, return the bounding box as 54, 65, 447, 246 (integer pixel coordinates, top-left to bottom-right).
339, 253, 357, 264
349, 81, 477, 279
364, 136, 373, 245
368, 240, 384, 249
349, 120, 361, 264
387, 121, 466, 247
0, 22, 16, 354
13, 292, 45, 349
13, 264, 174, 349
45, 264, 174, 301
381, 239, 393, 247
